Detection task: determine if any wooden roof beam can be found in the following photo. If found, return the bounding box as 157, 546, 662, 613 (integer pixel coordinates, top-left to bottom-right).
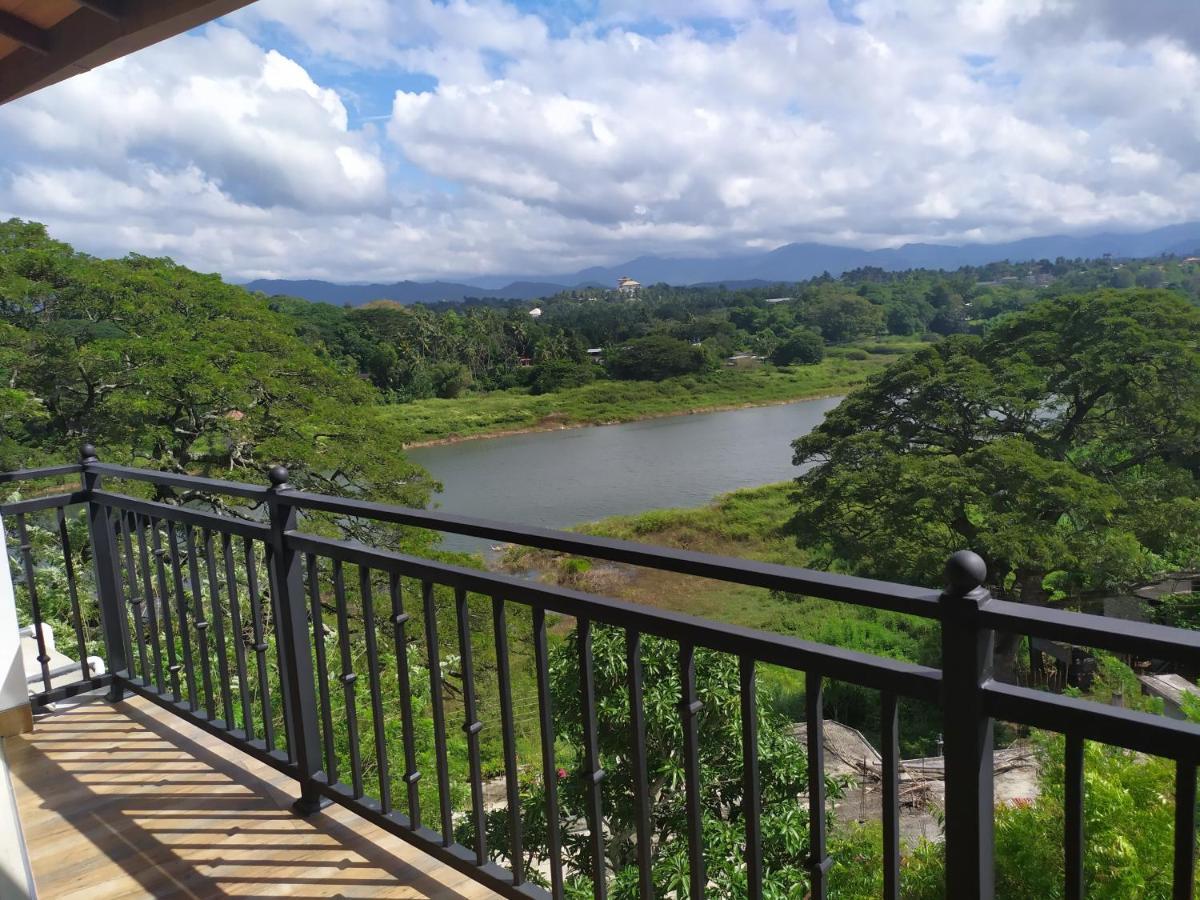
0, 11, 49, 55
75, 0, 124, 23
0, 0, 257, 105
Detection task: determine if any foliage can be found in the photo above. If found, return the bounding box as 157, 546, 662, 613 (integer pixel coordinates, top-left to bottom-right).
790, 290, 1200, 607
1149, 593, 1200, 631
0, 220, 435, 536
606, 334, 715, 381
475, 625, 844, 896
770, 329, 825, 366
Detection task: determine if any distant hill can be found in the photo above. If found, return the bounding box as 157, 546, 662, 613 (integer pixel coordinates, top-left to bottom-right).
241, 278, 574, 305
242, 222, 1200, 305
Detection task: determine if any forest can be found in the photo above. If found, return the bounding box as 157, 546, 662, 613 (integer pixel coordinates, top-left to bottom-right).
5, 217, 1200, 896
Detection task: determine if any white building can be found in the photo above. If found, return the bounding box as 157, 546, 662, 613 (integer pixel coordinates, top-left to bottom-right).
617, 276, 641, 296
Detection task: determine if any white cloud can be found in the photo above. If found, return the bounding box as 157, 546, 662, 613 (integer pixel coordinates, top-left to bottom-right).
1, 0, 1199, 281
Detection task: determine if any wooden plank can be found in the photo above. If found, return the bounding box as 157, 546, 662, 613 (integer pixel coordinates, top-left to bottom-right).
7, 695, 499, 898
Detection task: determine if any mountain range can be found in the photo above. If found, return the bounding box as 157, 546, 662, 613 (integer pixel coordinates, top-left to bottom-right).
241, 222, 1200, 305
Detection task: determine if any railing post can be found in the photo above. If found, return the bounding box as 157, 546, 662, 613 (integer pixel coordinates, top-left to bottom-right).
265, 465, 329, 816
81, 444, 128, 702
940, 550, 995, 899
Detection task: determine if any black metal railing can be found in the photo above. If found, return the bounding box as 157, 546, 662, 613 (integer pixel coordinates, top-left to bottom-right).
3, 445, 1200, 899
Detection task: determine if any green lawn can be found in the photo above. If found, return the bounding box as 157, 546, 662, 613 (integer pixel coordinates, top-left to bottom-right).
383, 339, 924, 446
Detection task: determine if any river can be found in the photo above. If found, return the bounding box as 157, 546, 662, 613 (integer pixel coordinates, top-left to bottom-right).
407, 396, 841, 552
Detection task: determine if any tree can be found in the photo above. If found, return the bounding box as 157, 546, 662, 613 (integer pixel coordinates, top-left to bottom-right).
800, 293, 884, 343
606, 334, 714, 381
477, 626, 842, 896
0, 219, 435, 537
770, 329, 825, 366
789, 290, 1200, 635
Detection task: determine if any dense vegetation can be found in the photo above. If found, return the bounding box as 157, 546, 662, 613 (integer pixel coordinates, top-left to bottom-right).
7, 218, 1200, 896
269, 252, 1200, 408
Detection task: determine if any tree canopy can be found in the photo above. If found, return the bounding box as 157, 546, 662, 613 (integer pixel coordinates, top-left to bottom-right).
0, 219, 434, 516
789, 289, 1200, 602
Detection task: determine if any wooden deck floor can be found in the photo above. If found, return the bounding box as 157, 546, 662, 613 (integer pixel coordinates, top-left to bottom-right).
4, 694, 499, 899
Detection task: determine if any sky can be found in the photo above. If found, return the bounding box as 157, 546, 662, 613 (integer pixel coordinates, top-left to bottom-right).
0, 0, 1198, 282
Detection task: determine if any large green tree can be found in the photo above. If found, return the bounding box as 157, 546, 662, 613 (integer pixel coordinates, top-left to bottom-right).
789, 290, 1200, 610
0, 219, 434, 519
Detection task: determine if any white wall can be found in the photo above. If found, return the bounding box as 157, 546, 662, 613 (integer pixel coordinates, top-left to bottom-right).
0, 517, 26, 720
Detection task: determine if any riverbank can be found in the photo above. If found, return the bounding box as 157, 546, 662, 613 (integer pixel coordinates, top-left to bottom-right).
499, 481, 936, 661
387, 341, 921, 447
497, 481, 942, 753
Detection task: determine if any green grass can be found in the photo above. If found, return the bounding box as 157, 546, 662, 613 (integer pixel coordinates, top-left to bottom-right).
384, 339, 924, 446
502, 480, 943, 753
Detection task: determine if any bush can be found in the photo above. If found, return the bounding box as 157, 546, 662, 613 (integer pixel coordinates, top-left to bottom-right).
431, 362, 472, 398
844, 348, 869, 360
606, 334, 715, 381
1149, 593, 1200, 630
770, 329, 825, 366
529, 359, 596, 395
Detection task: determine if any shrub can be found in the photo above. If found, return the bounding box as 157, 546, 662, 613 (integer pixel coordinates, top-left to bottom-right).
606, 334, 715, 381
844, 348, 869, 360
770, 329, 825, 366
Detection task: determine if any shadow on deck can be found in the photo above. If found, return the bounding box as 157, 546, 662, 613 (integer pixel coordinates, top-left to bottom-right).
4, 694, 498, 899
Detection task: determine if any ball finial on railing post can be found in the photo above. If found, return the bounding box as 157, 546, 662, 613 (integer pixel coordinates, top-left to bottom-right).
268, 464, 290, 490
944, 549, 987, 597
80, 442, 97, 463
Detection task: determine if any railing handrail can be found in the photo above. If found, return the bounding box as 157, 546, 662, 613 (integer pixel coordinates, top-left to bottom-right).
287, 529, 945, 699
7, 450, 1200, 899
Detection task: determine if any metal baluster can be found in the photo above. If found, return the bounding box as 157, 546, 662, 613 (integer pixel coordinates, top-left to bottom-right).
203, 528, 235, 727
264, 466, 328, 815
120, 511, 150, 684
533, 605, 565, 898
55, 506, 89, 683
223, 532, 254, 738
939, 551, 995, 898
14, 514, 52, 692
149, 518, 182, 701
244, 539, 275, 751
1175, 758, 1197, 900
423, 580, 455, 846
167, 521, 198, 710
306, 554, 337, 782
391, 572, 421, 830
1064, 735, 1084, 900
333, 560, 364, 798
106, 508, 134, 689
881, 691, 901, 900
626, 631, 653, 900
185, 524, 216, 720
264, 541, 297, 762
740, 656, 762, 900
80, 448, 128, 699
134, 514, 165, 691
492, 596, 523, 882
455, 587, 488, 866
806, 671, 829, 900
359, 567, 391, 813
679, 641, 705, 899
578, 618, 608, 899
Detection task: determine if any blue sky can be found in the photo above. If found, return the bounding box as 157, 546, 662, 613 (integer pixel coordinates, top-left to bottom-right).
0, 0, 1197, 281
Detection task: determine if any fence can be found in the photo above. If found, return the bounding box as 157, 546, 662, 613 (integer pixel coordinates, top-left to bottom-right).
3, 445, 1200, 899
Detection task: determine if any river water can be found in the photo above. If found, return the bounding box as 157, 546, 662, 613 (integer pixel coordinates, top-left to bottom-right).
407, 396, 841, 551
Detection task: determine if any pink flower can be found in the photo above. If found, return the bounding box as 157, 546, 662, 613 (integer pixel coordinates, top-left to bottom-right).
556, 767, 568, 780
